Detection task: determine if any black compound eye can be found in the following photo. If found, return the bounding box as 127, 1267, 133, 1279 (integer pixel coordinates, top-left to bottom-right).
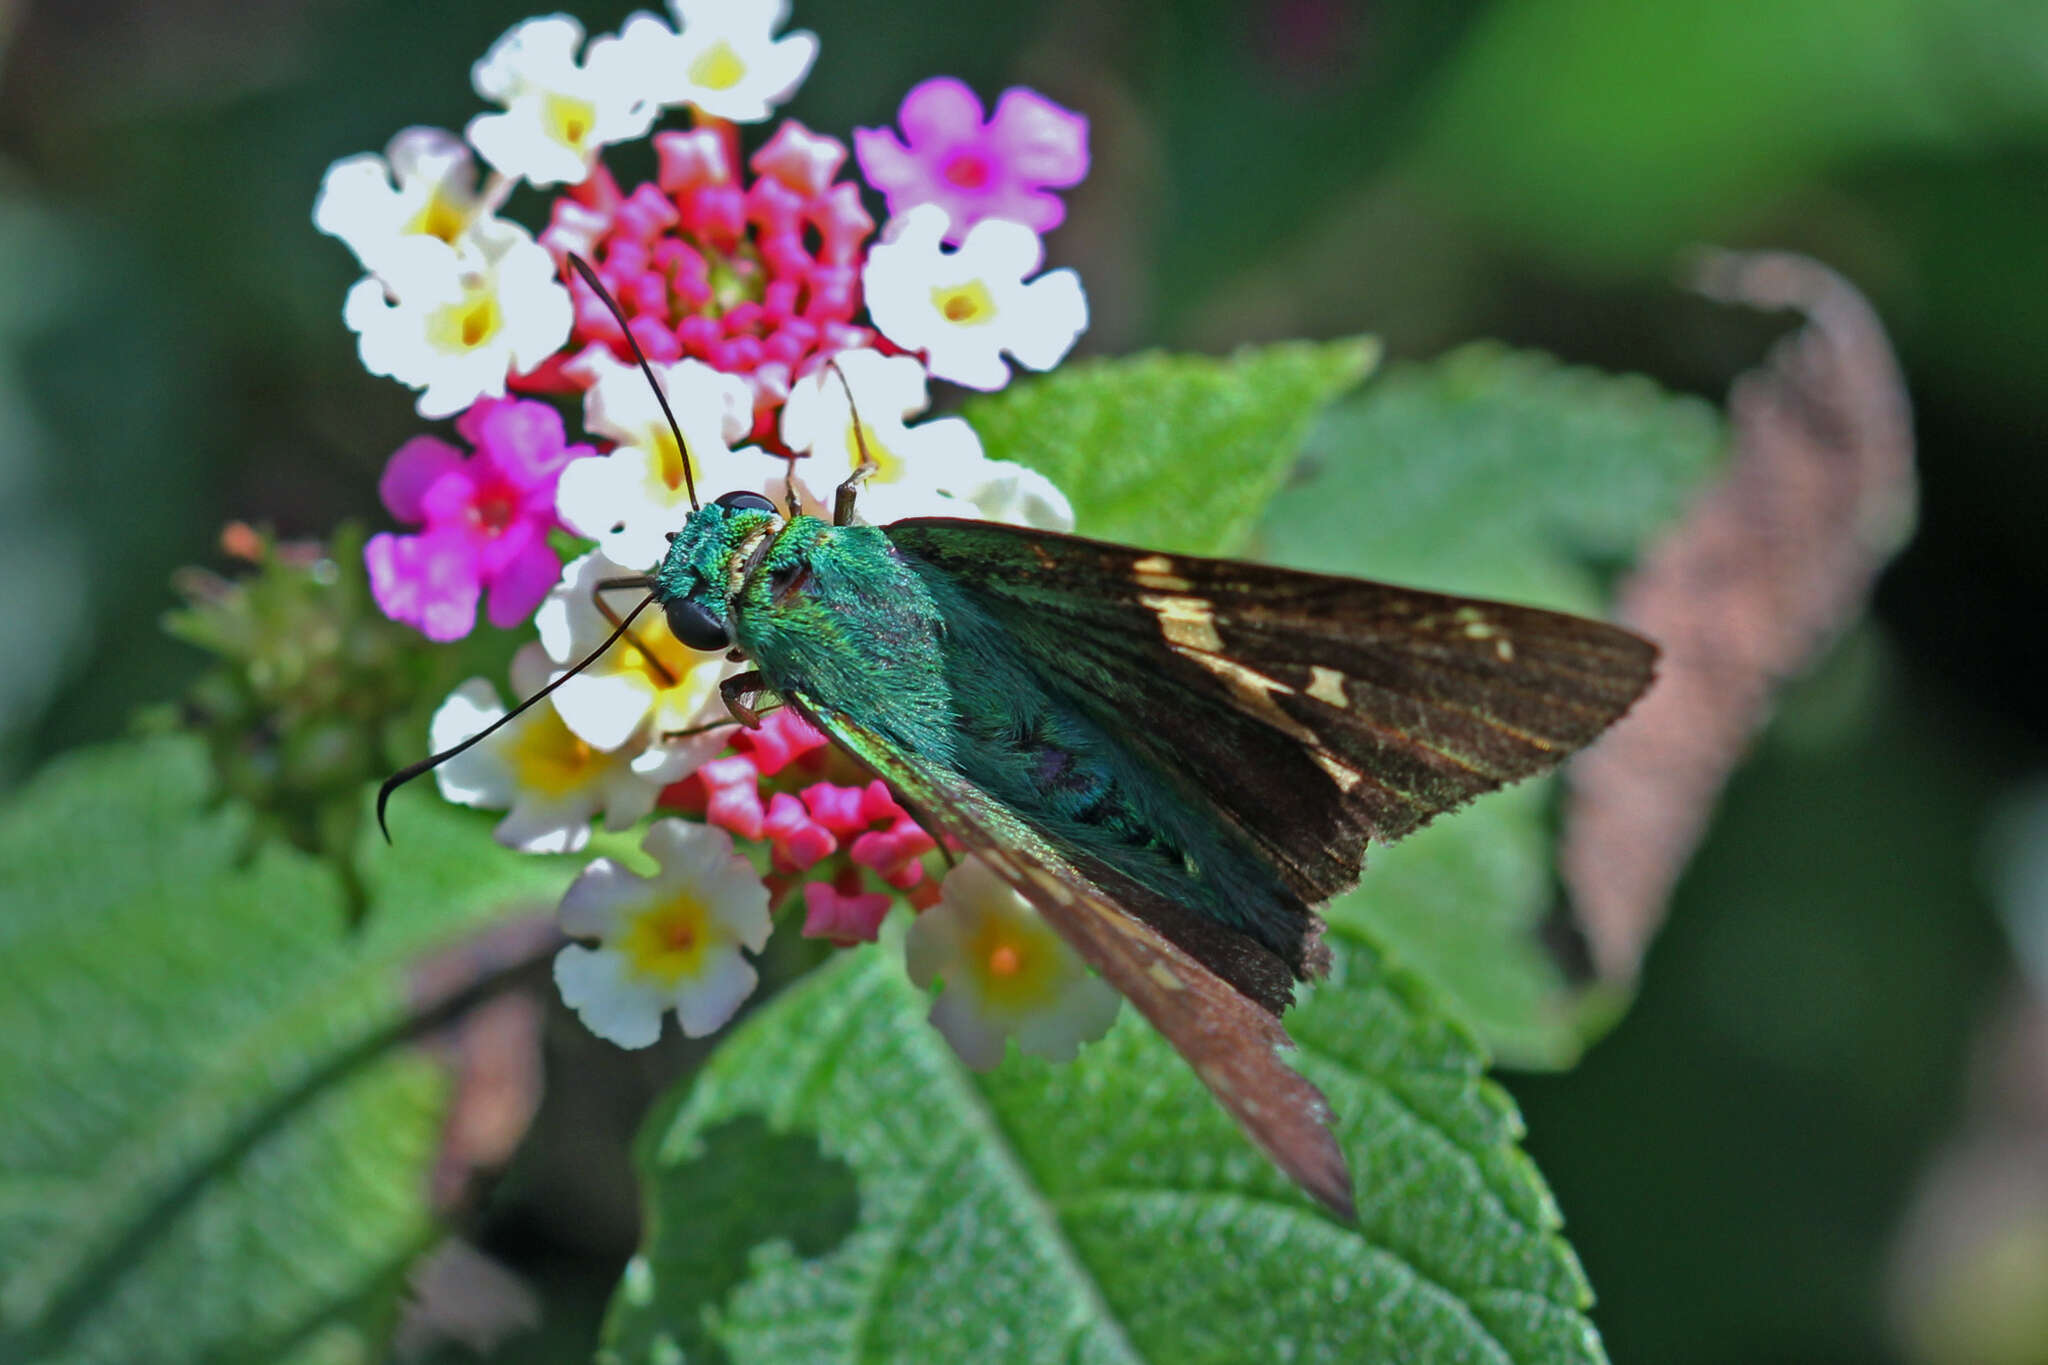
715, 490, 777, 514
664, 598, 729, 652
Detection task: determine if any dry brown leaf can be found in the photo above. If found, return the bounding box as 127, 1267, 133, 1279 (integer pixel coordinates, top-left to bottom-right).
1560, 249, 1918, 982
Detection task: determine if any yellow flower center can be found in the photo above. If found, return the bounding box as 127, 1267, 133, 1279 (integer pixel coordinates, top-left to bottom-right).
641, 428, 695, 497
614, 615, 720, 710
931, 281, 997, 326
620, 890, 721, 985
544, 93, 598, 152
507, 708, 599, 797
967, 915, 1063, 1008
842, 420, 904, 486
428, 288, 502, 353
689, 41, 748, 92
407, 190, 469, 244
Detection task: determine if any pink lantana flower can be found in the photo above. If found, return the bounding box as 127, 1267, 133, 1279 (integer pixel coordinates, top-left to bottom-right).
802, 878, 894, 947
763, 791, 836, 871
854, 77, 1088, 243
365, 397, 593, 641
537, 120, 877, 443
732, 707, 829, 776
850, 816, 937, 890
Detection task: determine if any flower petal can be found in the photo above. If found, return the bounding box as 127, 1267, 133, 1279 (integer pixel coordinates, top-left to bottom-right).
986, 87, 1089, 186
897, 76, 986, 149
1003, 267, 1088, 372
557, 856, 642, 938
366, 529, 481, 641
484, 534, 560, 629
377, 436, 466, 525
928, 989, 1009, 1070
554, 945, 668, 1049
671, 950, 757, 1037
1013, 973, 1121, 1063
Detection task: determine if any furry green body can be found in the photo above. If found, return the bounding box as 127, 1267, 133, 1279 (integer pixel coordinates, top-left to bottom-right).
655, 505, 1307, 955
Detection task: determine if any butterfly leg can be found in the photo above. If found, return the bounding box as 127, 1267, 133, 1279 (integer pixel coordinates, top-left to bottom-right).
833, 459, 876, 527
781, 454, 803, 519
591, 575, 675, 685
719, 670, 782, 730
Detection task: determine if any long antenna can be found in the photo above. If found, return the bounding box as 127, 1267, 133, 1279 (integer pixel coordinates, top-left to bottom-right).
566, 254, 700, 511
376, 591, 661, 841
826, 357, 876, 472
824, 357, 878, 526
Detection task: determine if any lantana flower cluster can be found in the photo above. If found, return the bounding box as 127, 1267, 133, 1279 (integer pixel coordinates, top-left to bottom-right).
318, 0, 1115, 1069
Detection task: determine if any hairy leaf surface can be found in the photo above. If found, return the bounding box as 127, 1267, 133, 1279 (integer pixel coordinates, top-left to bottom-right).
0, 737, 578, 1365
963, 339, 1378, 557
603, 944, 1603, 1365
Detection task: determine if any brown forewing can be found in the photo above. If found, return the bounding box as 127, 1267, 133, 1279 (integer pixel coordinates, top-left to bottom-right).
887, 520, 1659, 910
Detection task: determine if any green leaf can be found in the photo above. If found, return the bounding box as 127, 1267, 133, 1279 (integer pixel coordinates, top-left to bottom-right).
601, 941, 1602, 1365
1256, 343, 1726, 1065
963, 338, 1379, 557
1413, 0, 2048, 268
0, 736, 579, 1364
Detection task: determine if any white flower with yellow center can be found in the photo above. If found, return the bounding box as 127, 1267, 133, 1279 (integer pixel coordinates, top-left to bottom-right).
535, 549, 735, 753
429, 643, 692, 853
554, 820, 773, 1047
554, 352, 776, 569
342, 219, 571, 419
779, 348, 993, 523
862, 204, 1088, 392
467, 15, 659, 188
590, 0, 818, 125
314, 127, 493, 276
906, 856, 1122, 1069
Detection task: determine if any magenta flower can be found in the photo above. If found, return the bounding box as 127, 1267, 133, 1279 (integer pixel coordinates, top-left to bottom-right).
854, 77, 1088, 243
364, 397, 594, 641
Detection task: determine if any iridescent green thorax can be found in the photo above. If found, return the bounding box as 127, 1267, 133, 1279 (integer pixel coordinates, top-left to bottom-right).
651, 506, 1308, 958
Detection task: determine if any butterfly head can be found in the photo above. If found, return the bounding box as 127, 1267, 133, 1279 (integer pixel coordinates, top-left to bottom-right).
651, 489, 797, 651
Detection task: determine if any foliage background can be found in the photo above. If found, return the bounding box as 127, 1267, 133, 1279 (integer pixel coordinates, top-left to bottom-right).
2, 0, 2045, 1361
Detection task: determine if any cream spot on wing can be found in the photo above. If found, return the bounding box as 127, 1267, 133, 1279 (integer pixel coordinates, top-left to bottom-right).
1101, 909, 1157, 946
1173, 647, 1319, 744
1312, 750, 1364, 791
1025, 864, 1076, 905
1494, 638, 1515, 662
1139, 592, 1224, 653
1132, 554, 1192, 592
1308, 666, 1348, 707
1146, 961, 1185, 991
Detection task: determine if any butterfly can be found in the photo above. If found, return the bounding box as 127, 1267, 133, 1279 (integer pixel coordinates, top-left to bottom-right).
381, 259, 1657, 1219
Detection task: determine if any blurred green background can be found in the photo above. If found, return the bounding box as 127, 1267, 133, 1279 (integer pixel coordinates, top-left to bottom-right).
2, 0, 2045, 1360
